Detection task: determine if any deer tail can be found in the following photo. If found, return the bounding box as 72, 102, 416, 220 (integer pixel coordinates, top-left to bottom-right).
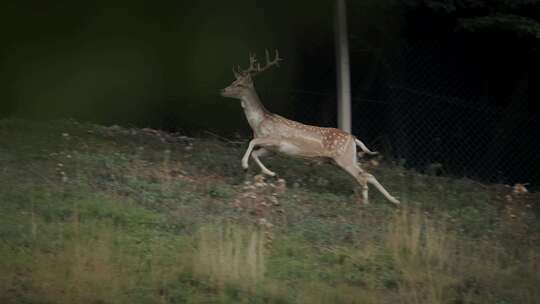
355, 138, 378, 155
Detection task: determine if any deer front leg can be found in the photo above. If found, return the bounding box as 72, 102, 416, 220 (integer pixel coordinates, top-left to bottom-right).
251, 148, 276, 176
241, 140, 257, 170
241, 138, 281, 171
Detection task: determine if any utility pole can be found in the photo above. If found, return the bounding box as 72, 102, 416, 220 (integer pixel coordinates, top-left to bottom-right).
335, 0, 352, 133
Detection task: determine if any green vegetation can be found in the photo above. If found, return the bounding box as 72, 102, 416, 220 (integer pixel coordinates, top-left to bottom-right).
0, 119, 538, 303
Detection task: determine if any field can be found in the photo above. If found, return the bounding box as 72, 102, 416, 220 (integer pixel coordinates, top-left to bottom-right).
0, 118, 539, 304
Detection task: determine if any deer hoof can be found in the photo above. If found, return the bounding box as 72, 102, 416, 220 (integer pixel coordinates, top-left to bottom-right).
242, 162, 248, 170
356, 196, 369, 205
263, 170, 276, 177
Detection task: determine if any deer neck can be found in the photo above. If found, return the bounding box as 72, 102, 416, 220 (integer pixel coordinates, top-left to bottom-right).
240, 89, 268, 130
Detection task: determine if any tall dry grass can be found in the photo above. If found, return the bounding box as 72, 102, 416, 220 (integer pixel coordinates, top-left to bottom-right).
387, 208, 460, 304
192, 223, 386, 303
194, 223, 266, 291
31, 227, 125, 303
26, 217, 188, 304
386, 207, 540, 304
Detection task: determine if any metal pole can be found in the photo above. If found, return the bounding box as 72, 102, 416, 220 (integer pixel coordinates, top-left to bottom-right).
335, 0, 352, 133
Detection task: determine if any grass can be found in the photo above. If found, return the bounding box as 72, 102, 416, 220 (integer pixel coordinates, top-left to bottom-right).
0, 118, 539, 303
194, 224, 266, 291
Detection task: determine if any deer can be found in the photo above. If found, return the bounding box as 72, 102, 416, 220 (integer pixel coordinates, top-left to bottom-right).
220, 50, 400, 205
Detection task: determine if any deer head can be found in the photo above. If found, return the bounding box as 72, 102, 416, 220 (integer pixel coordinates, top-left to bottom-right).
221, 49, 281, 99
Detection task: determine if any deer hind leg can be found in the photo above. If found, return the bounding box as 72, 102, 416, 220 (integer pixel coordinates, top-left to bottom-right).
336, 161, 400, 205
337, 162, 370, 204
333, 151, 371, 204
362, 173, 400, 205
251, 148, 276, 176
333, 145, 399, 205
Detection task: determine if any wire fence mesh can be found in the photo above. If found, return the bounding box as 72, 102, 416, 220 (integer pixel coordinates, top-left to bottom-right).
285, 42, 540, 189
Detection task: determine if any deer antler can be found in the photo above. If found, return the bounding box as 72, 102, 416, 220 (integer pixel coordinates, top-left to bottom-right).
237, 49, 281, 77
232, 66, 241, 79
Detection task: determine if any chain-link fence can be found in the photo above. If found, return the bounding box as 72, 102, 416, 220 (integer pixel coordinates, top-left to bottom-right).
287, 42, 540, 189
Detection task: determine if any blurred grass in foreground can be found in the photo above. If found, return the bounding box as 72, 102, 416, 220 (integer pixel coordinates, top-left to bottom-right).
0, 119, 539, 303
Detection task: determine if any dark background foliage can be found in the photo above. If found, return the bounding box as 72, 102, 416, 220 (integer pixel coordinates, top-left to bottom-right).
1, 0, 539, 185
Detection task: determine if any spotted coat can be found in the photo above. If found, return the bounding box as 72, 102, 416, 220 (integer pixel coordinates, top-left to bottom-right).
255, 113, 354, 158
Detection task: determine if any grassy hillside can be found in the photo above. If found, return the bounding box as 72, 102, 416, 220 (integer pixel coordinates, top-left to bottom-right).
0, 118, 539, 304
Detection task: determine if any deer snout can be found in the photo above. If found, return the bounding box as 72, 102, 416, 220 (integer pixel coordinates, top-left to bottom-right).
220, 87, 237, 98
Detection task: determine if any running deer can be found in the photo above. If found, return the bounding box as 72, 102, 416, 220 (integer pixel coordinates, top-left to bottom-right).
220, 50, 400, 205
